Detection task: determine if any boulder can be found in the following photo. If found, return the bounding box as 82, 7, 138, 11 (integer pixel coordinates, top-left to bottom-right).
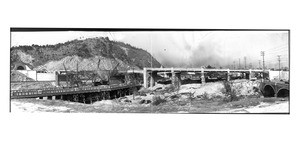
139, 99, 152, 104
180, 95, 189, 99
149, 84, 166, 91
178, 88, 195, 95
138, 87, 151, 93
124, 99, 132, 103
93, 100, 115, 106
169, 94, 180, 100
164, 93, 172, 97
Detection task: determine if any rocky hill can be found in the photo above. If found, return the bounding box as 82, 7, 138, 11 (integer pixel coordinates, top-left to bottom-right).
10, 37, 162, 71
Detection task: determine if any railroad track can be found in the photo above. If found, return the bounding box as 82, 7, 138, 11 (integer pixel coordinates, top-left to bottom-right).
10, 83, 142, 104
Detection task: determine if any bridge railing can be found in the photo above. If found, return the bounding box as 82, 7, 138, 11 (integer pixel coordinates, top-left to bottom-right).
144, 67, 264, 72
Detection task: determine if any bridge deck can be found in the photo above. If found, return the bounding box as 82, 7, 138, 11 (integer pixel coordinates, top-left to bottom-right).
10, 84, 140, 99
145, 68, 264, 72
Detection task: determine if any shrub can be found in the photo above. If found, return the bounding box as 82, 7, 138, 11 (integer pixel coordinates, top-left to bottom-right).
222, 81, 240, 102
152, 95, 167, 106
170, 94, 180, 99
200, 92, 210, 100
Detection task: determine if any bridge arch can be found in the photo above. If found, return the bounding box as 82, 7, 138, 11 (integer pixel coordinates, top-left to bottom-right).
16, 65, 25, 70
13, 62, 27, 70
263, 85, 275, 97
277, 88, 289, 98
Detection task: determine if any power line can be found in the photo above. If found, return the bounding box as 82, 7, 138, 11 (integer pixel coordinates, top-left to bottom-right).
266, 54, 288, 57
264, 44, 288, 51
266, 53, 289, 57
266, 50, 288, 55
266, 46, 288, 51
265, 57, 288, 61
265, 56, 288, 60
264, 54, 288, 59
265, 47, 288, 52
265, 59, 288, 63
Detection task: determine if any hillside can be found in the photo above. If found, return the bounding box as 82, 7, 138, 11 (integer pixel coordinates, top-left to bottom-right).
10, 37, 162, 71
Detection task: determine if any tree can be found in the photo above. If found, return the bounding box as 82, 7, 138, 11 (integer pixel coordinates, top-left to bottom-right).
206, 65, 215, 69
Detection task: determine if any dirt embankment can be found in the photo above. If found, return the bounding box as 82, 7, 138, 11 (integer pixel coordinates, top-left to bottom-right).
11, 82, 56, 90
34, 55, 139, 71
11, 71, 35, 82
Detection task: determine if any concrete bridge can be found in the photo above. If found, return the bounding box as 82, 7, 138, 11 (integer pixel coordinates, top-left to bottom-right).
126, 67, 289, 98
127, 67, 267, 88
260, 80, 289, 98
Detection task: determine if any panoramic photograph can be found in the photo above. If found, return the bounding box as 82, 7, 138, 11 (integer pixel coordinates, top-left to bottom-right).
10, 29, 289, 113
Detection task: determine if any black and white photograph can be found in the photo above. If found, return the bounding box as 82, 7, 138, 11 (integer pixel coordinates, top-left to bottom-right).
2, 1, 300, 142
10, 29, 289, 113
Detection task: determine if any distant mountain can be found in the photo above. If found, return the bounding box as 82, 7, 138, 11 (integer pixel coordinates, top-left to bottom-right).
10, 37, 162, 71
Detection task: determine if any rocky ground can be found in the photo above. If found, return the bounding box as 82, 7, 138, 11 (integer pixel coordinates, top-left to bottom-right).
11, 70, 35, 82
10, 80, 289, 113
216, 101, 289, 113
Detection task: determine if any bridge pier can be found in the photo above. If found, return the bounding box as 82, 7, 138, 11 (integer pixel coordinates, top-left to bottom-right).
227, 69, 230, 81
176, 73, 182, 87
169, 67, 182, 88
149, 72, 155, 88
143, 68, 148, 88
201, 68, 206, 84
171, 72, 182, 88
55, 71, 60, 86
249, 69, 252, 80
171, 68, 181, 88
171, 68, 176, 86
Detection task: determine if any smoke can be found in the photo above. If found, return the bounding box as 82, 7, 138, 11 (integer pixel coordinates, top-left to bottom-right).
188, 41, 225, 67
157, 36, 229, 68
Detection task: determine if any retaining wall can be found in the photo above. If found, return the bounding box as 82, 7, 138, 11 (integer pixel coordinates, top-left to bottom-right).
269, 71, 289, 81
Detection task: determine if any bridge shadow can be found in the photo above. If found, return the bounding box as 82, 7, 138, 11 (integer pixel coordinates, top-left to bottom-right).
263, 84, 289, 98
263, 85, 275, 97
277, 89, 289, 98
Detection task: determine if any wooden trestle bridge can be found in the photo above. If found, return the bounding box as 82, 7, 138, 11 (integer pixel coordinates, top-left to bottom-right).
10, 83, 141, 104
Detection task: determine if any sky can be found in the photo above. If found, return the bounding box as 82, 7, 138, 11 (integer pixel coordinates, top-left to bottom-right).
11, 31, 289, 69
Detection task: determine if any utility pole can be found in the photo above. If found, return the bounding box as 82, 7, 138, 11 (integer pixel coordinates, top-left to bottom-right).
261, 51, 265, 81
277, 55, 281, 70
259, 60, 261, 69
233, 61, 235, 69
278, 55, 281, 80
239, 58, 240, 69
244, 56, 247, 69
261, 51, 265, 70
